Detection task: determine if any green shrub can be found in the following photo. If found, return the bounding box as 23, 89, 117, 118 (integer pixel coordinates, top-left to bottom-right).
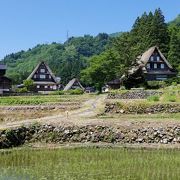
147, 81, 166, 89
147, 95, 160, 102
68, 89, 84, 95
165, 77, 180, 86
120, 86, 126, 90
171, 82, 177, 86
23, 79, 34, 91
51, 90, 65, 95
16, 87, 28, 93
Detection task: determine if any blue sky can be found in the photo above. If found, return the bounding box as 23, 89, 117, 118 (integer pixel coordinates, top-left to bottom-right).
0, 0, 180, 59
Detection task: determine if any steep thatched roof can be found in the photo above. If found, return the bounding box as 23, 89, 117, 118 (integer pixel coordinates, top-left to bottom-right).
137, 46, 173, 69
27, 61, 58, 83
64, 78, 84, 91
125, 46, 175, 77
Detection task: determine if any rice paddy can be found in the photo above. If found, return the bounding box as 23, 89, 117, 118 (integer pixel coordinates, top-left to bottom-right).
0, 94, 93, 105
0, 147, 179, 180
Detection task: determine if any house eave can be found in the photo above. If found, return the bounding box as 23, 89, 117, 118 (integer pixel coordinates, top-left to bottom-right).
33, 81, 58, 85
144, 71, 177, 75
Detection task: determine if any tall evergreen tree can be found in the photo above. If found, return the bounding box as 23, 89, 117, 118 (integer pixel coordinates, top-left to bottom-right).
168, 26, 180, 71
131, 8, 169, 56
150, 8, 170, 55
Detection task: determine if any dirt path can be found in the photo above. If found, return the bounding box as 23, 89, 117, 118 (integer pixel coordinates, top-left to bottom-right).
0, 94, 106, 129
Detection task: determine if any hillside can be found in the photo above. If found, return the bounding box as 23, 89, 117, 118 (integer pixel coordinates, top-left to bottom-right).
2, 33, 111, 84
169, 14, 180, 27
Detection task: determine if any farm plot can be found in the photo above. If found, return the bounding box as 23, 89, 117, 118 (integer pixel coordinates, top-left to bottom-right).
0, 94, 93, 122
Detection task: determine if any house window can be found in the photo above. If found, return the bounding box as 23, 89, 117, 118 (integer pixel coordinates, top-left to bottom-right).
146, 63, 150, 69
157, 56, 160, 61
49, 75, 51, 79
154, 63, 157, 69
37, 85, 40, 89
150, 56, 154, 61
40, 69, 45, 73
45, 85, 48, 89
34, 74, 37, 78
161, 64, 165, 69
40, 74, 46, 79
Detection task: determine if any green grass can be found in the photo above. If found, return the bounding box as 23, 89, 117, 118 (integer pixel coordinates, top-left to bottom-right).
0, 94, 91, 105
162, 91, 180, 103
101, 113, 180, 121
147, 95, 160, 102
147, 89, 180, 103
0, 148, 179, 180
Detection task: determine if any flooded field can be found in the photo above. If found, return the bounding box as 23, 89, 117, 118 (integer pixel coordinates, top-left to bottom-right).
0, 147, 180, 180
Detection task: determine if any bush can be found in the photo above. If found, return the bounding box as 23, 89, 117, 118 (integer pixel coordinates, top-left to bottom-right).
51, 90, 65, 95
147, 95, 160, 102
120, 86, 126, 90
171, 82, 177, 86
146, 81, 167, 89
165, 77, 180, 86
51, 89, 84, 95
23, 79, 34, 91
16, 87, 28, 93
68, 89, 84, 95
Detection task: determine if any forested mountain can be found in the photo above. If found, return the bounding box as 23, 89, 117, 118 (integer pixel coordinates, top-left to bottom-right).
109, 32, 123, 37
2, 33, 111, 84
169, 14, 180, 27
2, 8, 180, 87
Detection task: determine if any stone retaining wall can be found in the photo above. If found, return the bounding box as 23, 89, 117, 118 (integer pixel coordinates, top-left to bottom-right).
0, 124, 179, 149
105, 103, 180, 114
108, 90, 163, 99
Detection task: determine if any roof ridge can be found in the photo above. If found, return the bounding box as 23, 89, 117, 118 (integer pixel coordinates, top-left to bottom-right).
27, 61, 59, 83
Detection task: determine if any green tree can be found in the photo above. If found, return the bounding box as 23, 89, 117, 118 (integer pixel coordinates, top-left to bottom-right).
131, 8, 169, 55
23, 79, 34, 91
81, 50, 118, 92
151, 8, 169, 55
168, 26, 180, 72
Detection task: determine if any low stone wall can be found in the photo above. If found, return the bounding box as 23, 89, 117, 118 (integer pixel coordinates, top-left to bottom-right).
108, 90, 163, 99
0, 124, 180, 149
105, 103, 180, 114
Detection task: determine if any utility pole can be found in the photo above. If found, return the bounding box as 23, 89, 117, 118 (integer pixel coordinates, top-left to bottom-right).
66, 30, 69, 40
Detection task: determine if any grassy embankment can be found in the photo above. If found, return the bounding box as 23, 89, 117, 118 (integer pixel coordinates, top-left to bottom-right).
104, 86, 180, 120
0, 147, 179, 179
